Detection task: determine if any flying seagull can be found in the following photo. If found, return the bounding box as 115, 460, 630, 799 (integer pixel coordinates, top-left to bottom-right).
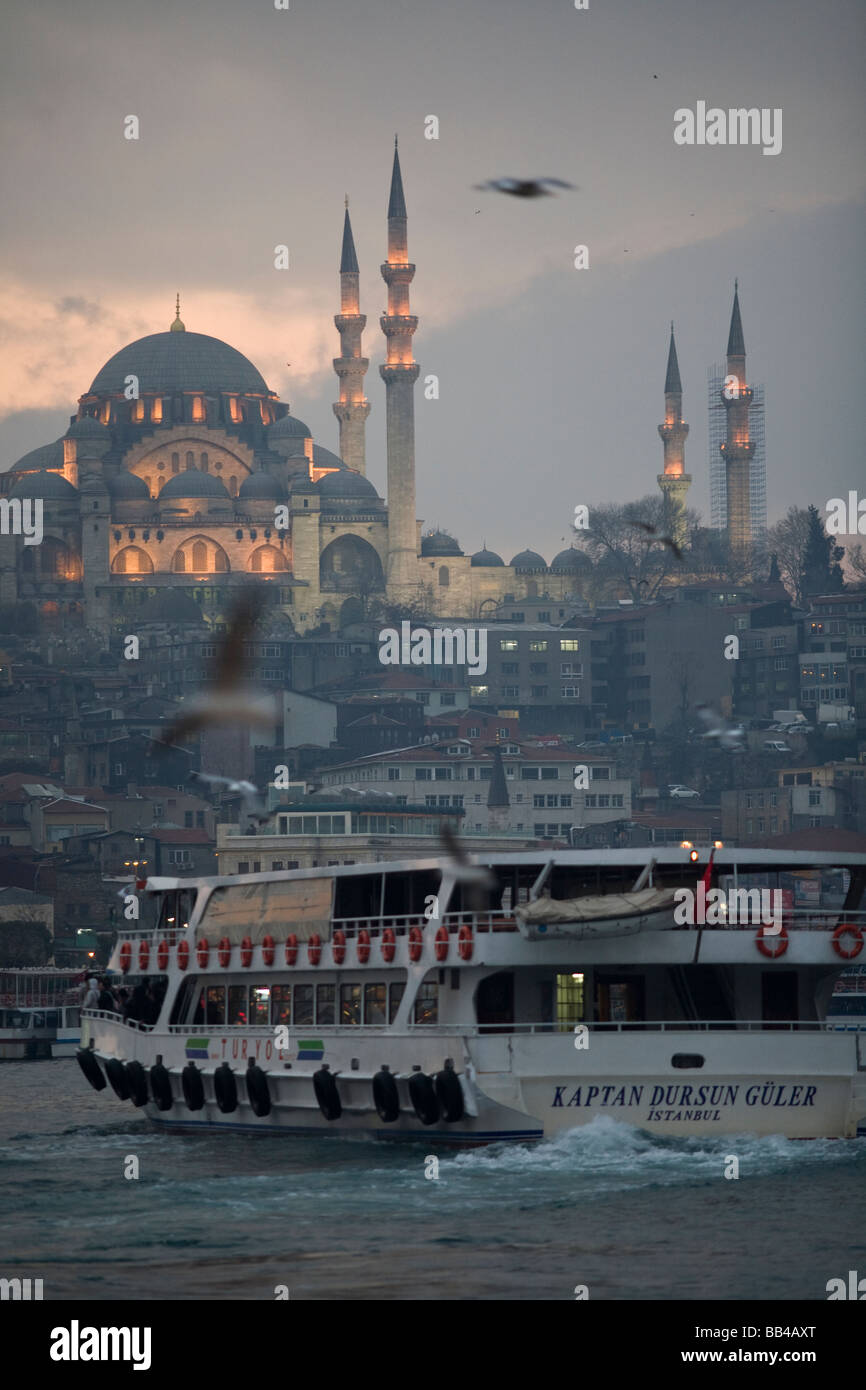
439, 822, 497, 913
161, 587, 278, 745
626, 520, 684, 561
188, 772, 273, 825
695, 704, 745, 751
473, 177, 576, 199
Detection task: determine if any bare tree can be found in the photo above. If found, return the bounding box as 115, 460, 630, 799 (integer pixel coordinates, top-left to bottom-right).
578, 495, 691, 601
767, 505, 813, 606
844, 542, 866, 590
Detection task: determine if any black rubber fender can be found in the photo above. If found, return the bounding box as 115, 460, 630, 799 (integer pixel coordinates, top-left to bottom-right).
434, 1067, 465, 1123
76, 1047, 106, 1092
105, 1057, 130, 1101
149, 1061, 173, 1111
372, 1067, 400, 1123
214, 1063, 238, 1114
125, 1059, 149, 1108
182, 1062, 205, 1111
313, 1065, 341, 1121
408, 1071, 439, 1126
246, 1061, 272, 1117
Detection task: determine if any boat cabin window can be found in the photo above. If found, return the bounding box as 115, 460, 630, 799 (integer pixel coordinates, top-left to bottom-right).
364, 983, 387, 1025
157, 890, 195, 934
413, 982, 438, 1025
272, 985, 291, 1024
389, 981, 404, 1023
556, 972, 585, 1030
334, 868, 442, 923
249, 987, 270, 1025
596, 975, 645, 1023
341, 984, 361, 1025
316, 984, 335, 1025
294, 985, 314, 1027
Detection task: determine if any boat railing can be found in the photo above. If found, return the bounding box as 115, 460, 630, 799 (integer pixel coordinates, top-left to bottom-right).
331, 910, 518, 935
160, 1018, 858, 1037
81, 1008, 154, 1032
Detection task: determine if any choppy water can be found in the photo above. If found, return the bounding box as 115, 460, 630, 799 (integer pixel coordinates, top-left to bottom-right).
1, 1060, 864, 1300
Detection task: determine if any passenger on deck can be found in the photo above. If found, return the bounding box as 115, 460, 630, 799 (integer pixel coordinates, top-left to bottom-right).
98, 980, 118, 1013
83, 978, 100, 1010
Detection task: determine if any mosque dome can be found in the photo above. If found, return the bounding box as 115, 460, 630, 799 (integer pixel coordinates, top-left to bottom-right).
550, 546, 591, 573
107, 471, 150, 500
10, 469, 78, 499
510, 548, 547, 572
88, 330, 270, 396
268, 414, 311, 440
159, 470, 231, 500
65, 416, 110, 440
10, 440, 64, 473
238, 471, 288, 502
318, 469, 381, 502
470, 546, 504, 567
421, 530, 463, 557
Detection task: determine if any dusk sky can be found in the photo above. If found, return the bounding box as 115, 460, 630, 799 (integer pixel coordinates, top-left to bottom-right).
1, 0, 864, 561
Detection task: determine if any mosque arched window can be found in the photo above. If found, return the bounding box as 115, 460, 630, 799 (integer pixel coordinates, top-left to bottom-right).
439, 566, 450, 588
171, 453, 180, 473
185, 451, 195, 469
200, 452, 208, 470
192, 541, 207, 571
192, 397, 205, 423
112, 546, 153, 575
173, 549, 186, 573
249, 545, 288, 573
150, 398, 163, 423
131, 399, 144, 422
214, 548, 228, 572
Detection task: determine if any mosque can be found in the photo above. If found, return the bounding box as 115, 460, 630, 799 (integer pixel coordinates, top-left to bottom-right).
0, 143, 584, 636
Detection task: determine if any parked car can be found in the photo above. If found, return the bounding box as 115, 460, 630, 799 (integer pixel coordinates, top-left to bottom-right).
667, 785, 701, 799
763, 740, 792, 753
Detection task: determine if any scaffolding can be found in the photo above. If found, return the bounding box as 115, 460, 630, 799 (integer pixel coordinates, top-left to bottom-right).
707, 364, 766, 544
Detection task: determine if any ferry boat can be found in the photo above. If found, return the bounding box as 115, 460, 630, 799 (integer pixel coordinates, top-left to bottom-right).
76, 848, 866, 1142
1, 970, 82, 1060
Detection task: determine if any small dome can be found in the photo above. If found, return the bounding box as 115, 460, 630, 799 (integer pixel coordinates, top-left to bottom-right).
268, 414, 311, 440
318, 469, 380, 500
65, 416, 109, 439
159, 470, 230, 500
510, 548, 547, 571
312, 444, 345, 470
107, 470, 150, 500
238, 471, 288, 502
421, 530, 463, 557
10, 469, 78, 500
471, 547, 504, 567
9, 440, 64, 473
550, 546, 591, 573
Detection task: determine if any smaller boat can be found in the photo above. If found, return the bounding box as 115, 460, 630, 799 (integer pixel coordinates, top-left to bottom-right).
516, 886, 679, 940
0, 970, 82, 1059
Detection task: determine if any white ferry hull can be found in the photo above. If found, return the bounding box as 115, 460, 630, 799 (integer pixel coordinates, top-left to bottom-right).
81, 1018, 866, 1142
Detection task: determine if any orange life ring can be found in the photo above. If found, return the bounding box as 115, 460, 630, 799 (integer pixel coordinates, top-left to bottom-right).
196, 938, 210, 969
357, 929, 371, 965
832, 923, 864, 960
435, 925, 449, 962
262, 935, 275, 966
756, 924, 788, 958
218, 937, 232, 968
458, 924, 473, 961
381, 927, 396, 963
157, 940, 169, 971
138, 940, 150, 972
308, 934, 322, 966
240, 936, 253, 968
285, 934, 298, 966
408, 925, 423, 962
176, 940, 189, 971
332, 930, 347, 965
119, 941, 132, 974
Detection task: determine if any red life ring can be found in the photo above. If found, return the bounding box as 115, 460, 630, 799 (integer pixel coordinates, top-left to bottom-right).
218, 937, 231, 968
177, 940, 189, 972
756, 924, 788, 958
138, 940, 150, 972
832, 923, 864, 960
357, 929, 371, 965
285, 934, 298, 966
262, 935, 275, 966
308, 934, 322, 967
119, 941, 132, 974
196, 938, 209, 969
332, 930, 347, 965
240, 936, 253, 968
381, 927, 396, 963
458, 924, 474, 961
408, 925, 423, 962
157, 939, 169, 971
435, 925, 449, 962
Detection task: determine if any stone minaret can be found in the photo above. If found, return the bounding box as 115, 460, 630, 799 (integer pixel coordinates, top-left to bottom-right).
380, 137, 420, 596
332, 198, 370, 475
656, 322, 691, 545
719, 281, 754, 557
